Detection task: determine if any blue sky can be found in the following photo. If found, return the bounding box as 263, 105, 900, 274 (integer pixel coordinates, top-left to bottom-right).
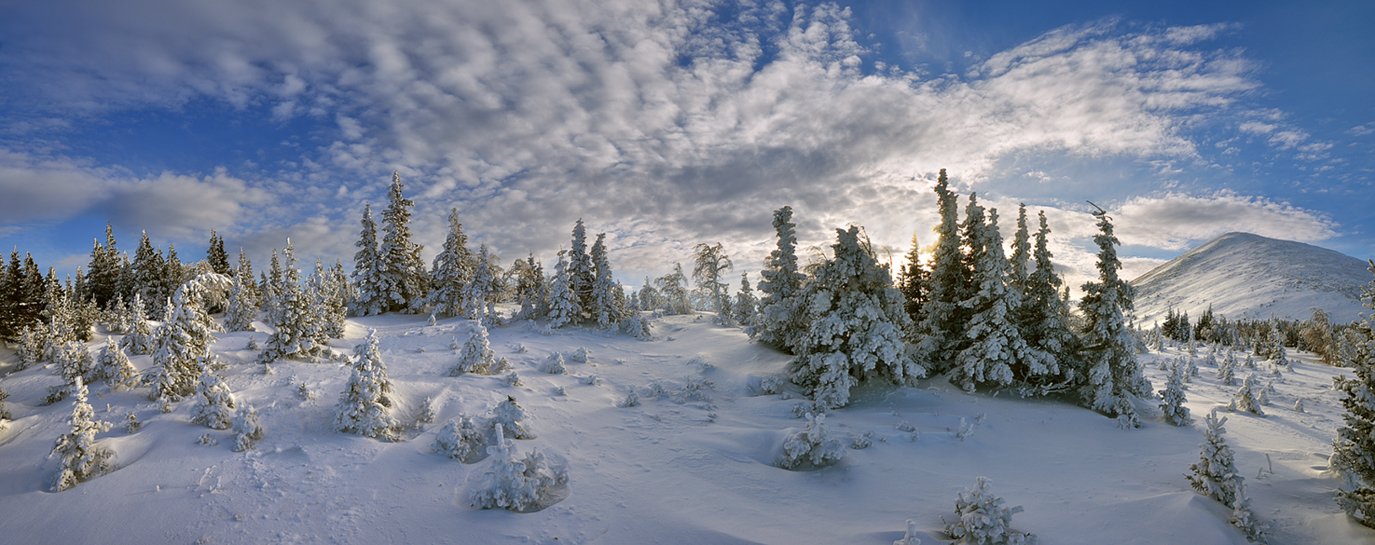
1, 0, 1371, 291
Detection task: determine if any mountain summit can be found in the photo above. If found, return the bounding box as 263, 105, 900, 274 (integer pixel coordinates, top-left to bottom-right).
1132, 232, 1370, 324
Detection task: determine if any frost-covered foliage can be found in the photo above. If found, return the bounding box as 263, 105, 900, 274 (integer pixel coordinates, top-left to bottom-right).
731, 272, 759, 327
513, 254, 548, 320
1158, 361, 1191, 426
539, 352, 567, 375
945, 477, 1037, 545
92, 336, 139, 389
55, 340, 93, 385
428, 208, 475, 318
434, 415, 486, 463
232, 403, 263, 452
120, 292, 155, 355
470, 424, 568, 511
790, 226, 923, 409
191, 357, 237, 430
1333, 260, 1375, 527
260, 242, 332, 364
378, 172, 428, 313
491, 396, 534, 439
916, 169, 966, 372
1019, 211, 1076, 388
1189, 412, 1265, 541
224, 254, 259, 332
1218, 350, 1238, 386
547, 250, 581, 329
351, 204, 388, 316
1232, 374, 1265, 416
451, 323, 499, 375
152, 273, 231, 401
753, 206, 806, 350
894, 519, 922, 545
1076, 211, 1150, 423
49, 377, 113, 492
620, 311, 653, 340
0, 387, 10, 424
335, 329, 399, 441
463, 245, 496, 322
568, 219, 596, 319
692, 242, 733, 325
954, 207, 1050, 392
590, 233, 625, 328
309, 260, 349, 340
778, 412, 845, 469
655, 263, 692, 316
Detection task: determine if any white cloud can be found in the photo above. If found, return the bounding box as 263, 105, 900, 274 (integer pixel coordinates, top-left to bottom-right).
1113, 191, 1337, 250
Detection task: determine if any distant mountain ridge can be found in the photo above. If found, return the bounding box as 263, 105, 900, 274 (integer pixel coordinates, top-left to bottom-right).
1131, 232, 1371, 325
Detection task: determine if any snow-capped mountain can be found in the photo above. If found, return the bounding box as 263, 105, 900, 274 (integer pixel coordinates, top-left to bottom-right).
1132, 232, 1371, 324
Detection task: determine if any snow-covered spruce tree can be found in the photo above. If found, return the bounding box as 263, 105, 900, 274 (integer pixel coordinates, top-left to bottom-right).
692, 242, 734, 326
56, 340, 93, 385
568, 219, 596, 319
1158, 361, 1192, 426
546, 250, 581, 329
1189, 411, 1264, 542
206, 229, 231, 276
1008, 204, 1032, 297
655, 263, 692, 315
49, 377, 113, 492
790, 226, 924, 409
916, 169, 966, 372
490, 395, 534, 439
470, 423, 568, 511
945, 476, 1037, 545
513, 254, 547, 320
434, 415, 486, 463
590, 234, 625, 328
335, 329, 399, 441
131, 231, 169, 318
463, 245, 495, 322
1332, 260, 1375, 527
451, 323, 499, 376
777, 412, 845, 469
754, 206, 807, 350
428, 207, 476, 318
954, 208, 1050, 392
1018, 211, 1075, 388
120, 293, 155, 355
1076, 208, 1151, 424
378, 172, 428, 313
151, 273, 231, 401
351, 204, 388, 316
232, 403, 263, 452
0, 385, 11, 426
259, 242, 331, 364
321, 261, 350, 338
224, 257, 259, 332
1232, 374, 1265, 416
896, 233, 928, 327
191, 353, 237, 430
93, 336, 139, 390
731, 272, 759, 327
1218, 350, 1238, 386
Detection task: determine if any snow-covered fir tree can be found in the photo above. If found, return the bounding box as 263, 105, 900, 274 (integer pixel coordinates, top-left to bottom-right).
224, 255, 258, 332
567, 219, 596, 318
917, 169, 966, 372
590, 234, 625, 328
490, 395, 534, 440
463, 245, 495, 322
232, 403, 263, 452
1018, 211, 1075, 388
191, 353, 237, 430
1076, 208, 1151, 424
377, 172, 428, 313
93, 336, 139, 390
731, 272, 759, 327
513, 254, 547, 320
754, 206, 806, 350
1218, 350, 1238, 386
1332, 261, 1375, 527
434, 415, 486, 463
451, 323, 500, 376
49, 377, 113, 492
1232, 374, 1265, 416
151, 273, 231, 401
428, 208, 476, 317
119, 292, 155, 355
55, 340, 93, 386
896, 233, 928, 327
260, 242, 331, 364
954, 208, 1050, 392
1158, 361, 1191, 426
945, 476, 1037, 545
1189, 411, 1264, 540
777, 412, 845, 469
206, 229, 231, 276
790, 226, 923, 409
692, 242, 733, 325
470, 423, 568, 511
547, 250, 581, 329
351, 204, 388, 316
336, 329, 398, 440
131, 231, 169, 317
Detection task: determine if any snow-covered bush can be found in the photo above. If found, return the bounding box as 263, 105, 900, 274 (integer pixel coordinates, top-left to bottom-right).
335, 329, 399, 441
232, 403, 263, 452
450, 323, 498, 376
569, 347, 590, 363
1217, 351, 1237, 386
1188, 412, 1265, 541
1231, 374, 1265, 416
191, 359, 237, 430
894, 519, 922, 545
539, 353, 567, 375
490, 396, 534, 440
119, 293, 155, 356
1158, 362, 1191, 426
617, 390, 640, 408
778, 412, 845, 470
92, 336, 140, 390
945, 477, 1036, 545
434, 415, 486, 463
469, 424, 569, 511
49, 377, 113, 491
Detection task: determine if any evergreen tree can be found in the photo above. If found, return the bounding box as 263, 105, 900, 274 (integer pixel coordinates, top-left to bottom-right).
378, 172, 427, 312
1018, 211, 1074, 388
206, 230, 231, 276
224, 257, 259, 332
232, 403, 264, 452
637, 276, 660, 312
692, 242, 733, 325
513, 254, 547, 320
1332, 262, 1375, 527
946, 477, 1037, 545
151, 273, 230, 401
86, 224, 122, 310
917, 169, 965, 371
1232, 374, 1265, 416
1188, 411, 1264, 540
463, 245, 495, 322
568, 219, 596, 317
896, 234, 928, 327
260, 242, 330, 364
547, 251, 580, 329
0, 250, 23, 339
49, 377, 113, 491
191, 353, 237, 430
163, 243, 185, 302
731, 272, 759, 327
351, 204, 387, 316
1159, 361, 1191, 426
1217, 350, 1238, 386
954, 208, 1050, 392
336, 329, 398, 440
120, 293, 156, 355
131, 231, 168, 317
93, 336, 140, 390
655, 264, 691, 315
1077, 208, 1150, 424
451, 323, 500, 375
754, 206, 806, 350
428, 208, 476, 317
590, 234, 624, 328
790, 226, 924, 409
1009, 204, 1032, 296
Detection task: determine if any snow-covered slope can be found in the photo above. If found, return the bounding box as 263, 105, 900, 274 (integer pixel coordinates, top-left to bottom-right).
1132, 232, 1371, 325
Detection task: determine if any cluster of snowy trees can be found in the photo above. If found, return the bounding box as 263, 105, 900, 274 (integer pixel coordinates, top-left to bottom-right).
1155, 305, 1359, 368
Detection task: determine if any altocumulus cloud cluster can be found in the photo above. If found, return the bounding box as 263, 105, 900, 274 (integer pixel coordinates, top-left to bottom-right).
0, 0, 1353, 290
